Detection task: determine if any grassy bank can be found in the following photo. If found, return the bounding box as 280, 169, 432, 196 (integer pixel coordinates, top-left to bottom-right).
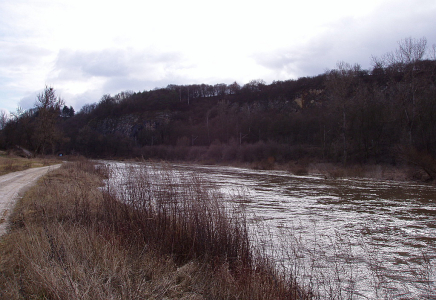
0, 152, 61, 176
0, 159, 309, 299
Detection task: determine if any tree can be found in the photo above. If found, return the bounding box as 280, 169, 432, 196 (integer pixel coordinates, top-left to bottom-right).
114, 90, 134, 102
372, 37, 429, 145
214, 83, 228, 97
1, 106, 38, 151
33, 86, 64, 154
325, 62, 362, 164
79, 103, 97, 114
61, 105, 75, 118
228, 81, 241, 95
0, 110, 9, 130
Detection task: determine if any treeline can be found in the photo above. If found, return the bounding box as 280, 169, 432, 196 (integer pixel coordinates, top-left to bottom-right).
2, 37, 436, 170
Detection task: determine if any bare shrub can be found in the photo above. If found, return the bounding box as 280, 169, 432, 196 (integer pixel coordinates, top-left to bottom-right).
400, 147, 436, 181
222, 142, 239, 161
204, 140, 223, 162
104, 163, 252, 267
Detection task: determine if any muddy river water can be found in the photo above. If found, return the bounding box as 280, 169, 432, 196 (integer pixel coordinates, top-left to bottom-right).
108, 162, 436, 299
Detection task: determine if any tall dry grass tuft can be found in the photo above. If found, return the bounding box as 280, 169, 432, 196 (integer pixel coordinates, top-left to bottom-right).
103, 164, 252, 267
0, 160, 310, 299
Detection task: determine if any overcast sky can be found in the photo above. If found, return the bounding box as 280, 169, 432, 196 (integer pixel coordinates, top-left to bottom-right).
1, 0, 436, 113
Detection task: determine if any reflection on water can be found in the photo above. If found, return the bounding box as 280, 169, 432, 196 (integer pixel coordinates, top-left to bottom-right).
108, 162, 436, 299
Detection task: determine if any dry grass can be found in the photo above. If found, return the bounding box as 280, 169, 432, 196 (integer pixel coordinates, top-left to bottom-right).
0, 152, 61, 176
0, 159, 309, 300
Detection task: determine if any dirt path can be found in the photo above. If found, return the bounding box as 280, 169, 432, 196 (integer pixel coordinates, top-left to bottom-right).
0, 164, 61, 236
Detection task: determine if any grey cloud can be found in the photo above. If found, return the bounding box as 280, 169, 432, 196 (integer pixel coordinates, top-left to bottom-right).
50, 48, 190, 109
102, 76, 194, 94
68, 76, 189, 111
0, 44, 51, 67
0, 42, 52, 90
102, 77, 154, 94
17, 87, 93, 113
53, 48, 184, 81
18, 92, 39, 110
55, 49, 131, 77
68, 89, 102, 111
254, 1, 436, 79
253, 43, 336, 80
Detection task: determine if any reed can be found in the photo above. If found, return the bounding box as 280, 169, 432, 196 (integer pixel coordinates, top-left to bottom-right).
0, 160, 309, 299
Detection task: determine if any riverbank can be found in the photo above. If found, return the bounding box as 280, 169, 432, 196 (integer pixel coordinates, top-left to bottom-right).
0, 159, 310, 299
123, 154, 428, 183
120, 141, 436, 183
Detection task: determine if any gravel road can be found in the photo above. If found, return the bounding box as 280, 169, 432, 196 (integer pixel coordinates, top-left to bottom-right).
0, 164, 61, 236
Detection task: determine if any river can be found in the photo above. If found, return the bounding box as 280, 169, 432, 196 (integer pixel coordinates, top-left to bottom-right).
106, 162, 436, 299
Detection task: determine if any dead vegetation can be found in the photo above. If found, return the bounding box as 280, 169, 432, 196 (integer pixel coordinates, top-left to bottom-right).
0, 151, 60, 176
0, 159, 310, 299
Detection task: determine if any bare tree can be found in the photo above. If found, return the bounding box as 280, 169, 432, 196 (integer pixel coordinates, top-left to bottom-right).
430, 44, 436, 60
396, 37, 427, 65
10, 106, 24, 122
34, 86, 64, 154
325, 62, 362, 164
372, 37, 429, 145
0, 110, 9, 130
373, 37, 427, 68
114, 90, 134, 102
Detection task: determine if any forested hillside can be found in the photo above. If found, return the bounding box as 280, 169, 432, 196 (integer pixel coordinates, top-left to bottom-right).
2, 38, 436, 171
